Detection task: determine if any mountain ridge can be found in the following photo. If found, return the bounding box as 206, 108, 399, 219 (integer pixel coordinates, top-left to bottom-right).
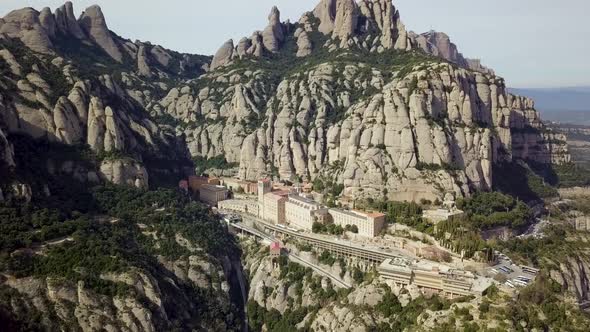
0, 0, 570, 203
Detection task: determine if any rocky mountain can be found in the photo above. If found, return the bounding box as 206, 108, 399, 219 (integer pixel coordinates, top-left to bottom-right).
0, 185, 247, 331
0, 0, 570, 203
0, 1, 586, 331
152, 0, 569, 202
0, 1, 212, 200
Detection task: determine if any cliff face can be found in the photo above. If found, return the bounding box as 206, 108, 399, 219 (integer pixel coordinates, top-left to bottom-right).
0, 0, 569, 201
550, 255, 590, 304
158, 57, 568, 201
2, 256, 242, 331
0, 2, 209, 197
158, 0, 568, 201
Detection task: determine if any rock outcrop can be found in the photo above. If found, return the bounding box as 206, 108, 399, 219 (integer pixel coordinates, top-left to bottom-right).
0, 7, 54, 54
79, 5, 123, 63
313, 0, 337, 35
296, 30, 313, 57
210, 39, 234, 70
54, 1, 85, 39
0, 2, 209, 81
262, 6, 284, 53
332, 0, 358, 48
410, 31, 493, 74
208, 0, 489, 73
99, 158, 149, 189
2, 234, 245, 331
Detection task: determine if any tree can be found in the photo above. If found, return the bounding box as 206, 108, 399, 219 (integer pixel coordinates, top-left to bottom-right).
312, 221, 325, 234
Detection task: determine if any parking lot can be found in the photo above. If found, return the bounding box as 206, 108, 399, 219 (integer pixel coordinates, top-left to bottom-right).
489, 252, 539, 289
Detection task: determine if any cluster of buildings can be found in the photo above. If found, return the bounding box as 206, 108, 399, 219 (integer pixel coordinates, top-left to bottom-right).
378, 258, 492, 298
192, 176, 386, 238
186, 176, 230, 206
257, 179, 386, 238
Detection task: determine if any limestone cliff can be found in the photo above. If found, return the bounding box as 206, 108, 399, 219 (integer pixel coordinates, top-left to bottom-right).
0, 2, 207, 193
1, 0, 570, 201
157, 57, 568, 201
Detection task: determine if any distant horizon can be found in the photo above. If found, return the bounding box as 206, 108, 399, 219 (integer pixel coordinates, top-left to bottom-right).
509, 85, 590, 90
2, 0, 590, 88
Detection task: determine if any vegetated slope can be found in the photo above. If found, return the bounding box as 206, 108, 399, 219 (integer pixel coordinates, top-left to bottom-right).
0, 134, 246, 330
241, 237, 590, 332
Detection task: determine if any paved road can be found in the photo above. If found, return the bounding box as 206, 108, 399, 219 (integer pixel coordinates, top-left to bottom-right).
228, 219, 352, 289
287, 253, 352, 289
240, 213, 412, 259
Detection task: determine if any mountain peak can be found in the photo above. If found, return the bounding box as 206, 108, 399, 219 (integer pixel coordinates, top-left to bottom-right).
79, 4, 123, 62
209, 0, 490, 74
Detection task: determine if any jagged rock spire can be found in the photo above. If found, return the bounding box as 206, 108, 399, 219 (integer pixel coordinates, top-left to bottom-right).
54, 1, 85, 39
79, 5, 123, 63
313, 0, 337, 34
332, 0, 358, 48
262, 6, 285, 52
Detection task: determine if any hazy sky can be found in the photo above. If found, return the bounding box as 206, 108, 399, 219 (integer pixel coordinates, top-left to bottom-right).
1, 0, 589, 88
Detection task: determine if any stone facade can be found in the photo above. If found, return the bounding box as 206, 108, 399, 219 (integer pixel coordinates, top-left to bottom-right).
263, 191, 288, 225
199, 184, 228, 206
285, 195, 329, 231
329, 209, 385, 238
378, 258, 492, 299
189, 176, 220, 194
218, 199, 259, 216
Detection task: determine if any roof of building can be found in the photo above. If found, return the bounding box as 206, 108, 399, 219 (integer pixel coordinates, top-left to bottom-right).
360, 210, 386, 218
264, 191, 289, 201
259, 178, 271, 183
379, 258, 413, 273
288, 194, 322, 206
201, 184, 228, 192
